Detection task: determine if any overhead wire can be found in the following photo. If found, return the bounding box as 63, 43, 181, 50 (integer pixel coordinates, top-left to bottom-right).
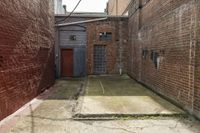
55, 0, 82, 24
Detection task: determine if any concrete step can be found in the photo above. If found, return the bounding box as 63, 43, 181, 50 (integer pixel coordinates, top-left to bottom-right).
73, 113, 188, 120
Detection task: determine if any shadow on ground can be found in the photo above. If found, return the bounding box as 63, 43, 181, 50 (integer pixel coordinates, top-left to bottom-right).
8, 76, 200, 133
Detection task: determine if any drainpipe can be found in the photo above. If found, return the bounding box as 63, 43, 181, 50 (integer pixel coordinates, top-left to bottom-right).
63, 5, 67, 14
116, 0, 118, 15
55, 17, 108, 27
119, 68, 122, 75
119, 21, 123, 76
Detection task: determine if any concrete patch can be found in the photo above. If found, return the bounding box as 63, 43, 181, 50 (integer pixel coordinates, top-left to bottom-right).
75, 75, 185, 118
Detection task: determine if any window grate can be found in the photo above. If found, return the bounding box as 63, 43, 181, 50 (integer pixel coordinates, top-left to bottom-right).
94, 45, 107, 74
99, 32, 112, 41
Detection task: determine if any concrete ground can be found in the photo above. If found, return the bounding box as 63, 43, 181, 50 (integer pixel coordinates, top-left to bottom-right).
75, 75, 184, 117
2, 76, 200, 133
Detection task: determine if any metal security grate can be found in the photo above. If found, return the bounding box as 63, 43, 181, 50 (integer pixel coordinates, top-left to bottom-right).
94, 45, 107, 74
99, 32, 112, 41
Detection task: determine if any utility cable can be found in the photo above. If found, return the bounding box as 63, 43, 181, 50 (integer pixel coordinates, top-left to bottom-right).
56, 0, 82, 24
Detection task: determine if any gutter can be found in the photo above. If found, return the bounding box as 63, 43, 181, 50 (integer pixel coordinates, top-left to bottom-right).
55, 17, 108, 27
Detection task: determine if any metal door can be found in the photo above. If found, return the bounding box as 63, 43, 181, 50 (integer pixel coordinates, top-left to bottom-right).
94, 45, 107, 74
61, 49, 73, 77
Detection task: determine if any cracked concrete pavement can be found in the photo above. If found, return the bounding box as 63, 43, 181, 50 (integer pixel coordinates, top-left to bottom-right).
3, 76, 200, 133
75, 75, 184, 117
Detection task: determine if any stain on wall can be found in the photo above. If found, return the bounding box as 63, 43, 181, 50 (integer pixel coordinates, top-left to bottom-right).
128, 0, 200, 118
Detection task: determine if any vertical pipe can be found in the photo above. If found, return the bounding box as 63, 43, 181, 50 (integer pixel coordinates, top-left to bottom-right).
116, 0, 118, 15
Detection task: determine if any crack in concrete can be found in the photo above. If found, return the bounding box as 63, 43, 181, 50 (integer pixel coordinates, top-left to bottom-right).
71, 77, 88, 118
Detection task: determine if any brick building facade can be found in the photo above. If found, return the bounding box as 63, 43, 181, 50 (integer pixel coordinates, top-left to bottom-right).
55, 15, 128, 77
87, 18, 128, 75
0, 0, 55, 120
128, 0, 200, 118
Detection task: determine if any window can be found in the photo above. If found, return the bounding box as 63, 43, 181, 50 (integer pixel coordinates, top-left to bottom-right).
142, 49, 148, 59
69, 35, 76, 41
151, 50, 160, 69
99, 32, 112, 41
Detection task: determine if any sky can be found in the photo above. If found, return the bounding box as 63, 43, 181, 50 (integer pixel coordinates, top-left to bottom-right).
62, 0, 108, 12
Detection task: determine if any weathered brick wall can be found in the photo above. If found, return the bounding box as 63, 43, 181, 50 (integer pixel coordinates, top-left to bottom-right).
128, 10, 141, 80
0, 0, 55, 120
87, 18, 128, 75
194, 0, 200, 117
128, 0, 200, 118
107, 0, 131, 15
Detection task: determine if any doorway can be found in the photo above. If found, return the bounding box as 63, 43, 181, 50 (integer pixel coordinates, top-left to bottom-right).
94, 45, 107, 74
61, 49, 73, 77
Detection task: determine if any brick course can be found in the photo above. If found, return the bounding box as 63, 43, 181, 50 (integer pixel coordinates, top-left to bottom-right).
0, 0, 55, 120
128, 0, 200, 118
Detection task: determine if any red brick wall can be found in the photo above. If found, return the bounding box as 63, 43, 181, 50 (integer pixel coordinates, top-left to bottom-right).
194, 1, 200, 117
0, 0, 55, 120
128, 10, 141, 80
128, 0, 200, 118
87, 18, 128, 75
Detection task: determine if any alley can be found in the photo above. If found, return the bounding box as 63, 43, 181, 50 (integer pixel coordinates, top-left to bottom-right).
1, 0, 200, 133
7, 76, 200, 133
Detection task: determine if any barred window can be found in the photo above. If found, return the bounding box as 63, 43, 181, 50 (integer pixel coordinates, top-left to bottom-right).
99, 32, 112, 41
